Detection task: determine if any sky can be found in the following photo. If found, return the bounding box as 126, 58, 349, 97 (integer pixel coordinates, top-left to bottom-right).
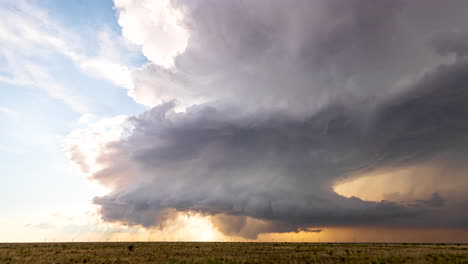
1, 0, 468, 243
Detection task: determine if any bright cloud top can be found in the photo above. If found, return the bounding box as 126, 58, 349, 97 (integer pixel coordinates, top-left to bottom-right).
114, 0, 189, 68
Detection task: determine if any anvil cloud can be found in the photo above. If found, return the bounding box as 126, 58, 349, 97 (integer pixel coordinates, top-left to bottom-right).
67, 0, 468, 238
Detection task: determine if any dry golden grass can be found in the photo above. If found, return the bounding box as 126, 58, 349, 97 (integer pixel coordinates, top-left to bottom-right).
1, 242, 467, 263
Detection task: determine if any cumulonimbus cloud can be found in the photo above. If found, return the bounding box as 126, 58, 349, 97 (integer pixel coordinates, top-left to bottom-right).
81, 57, 468, 236
67, 0, 468, 238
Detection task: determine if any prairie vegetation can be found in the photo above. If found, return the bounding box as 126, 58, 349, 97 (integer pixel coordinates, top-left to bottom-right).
1, 242, 467, 263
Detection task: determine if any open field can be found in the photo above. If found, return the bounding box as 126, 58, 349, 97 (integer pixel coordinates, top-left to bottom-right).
1, 242, 468, 264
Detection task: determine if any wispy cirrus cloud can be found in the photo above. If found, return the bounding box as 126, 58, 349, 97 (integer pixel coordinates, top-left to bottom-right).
0, 0, 140, 112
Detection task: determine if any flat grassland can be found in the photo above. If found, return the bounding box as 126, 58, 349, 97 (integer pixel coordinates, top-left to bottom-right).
1, 242, 467, 264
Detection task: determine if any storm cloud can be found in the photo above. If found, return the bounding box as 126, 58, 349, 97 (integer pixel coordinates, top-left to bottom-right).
67, 0, 468, 238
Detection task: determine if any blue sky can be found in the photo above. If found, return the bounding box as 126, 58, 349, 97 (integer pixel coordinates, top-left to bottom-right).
0, 0, 146, 240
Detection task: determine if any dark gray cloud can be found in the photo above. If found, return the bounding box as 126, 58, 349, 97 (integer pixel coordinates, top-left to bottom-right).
433, 30, 468, 58
83, 0, 468, 238
90, 56, 468, 237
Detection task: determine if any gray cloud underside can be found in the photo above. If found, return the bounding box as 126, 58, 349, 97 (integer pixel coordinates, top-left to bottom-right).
87, 0, 468, 238
93, 56, 468, 234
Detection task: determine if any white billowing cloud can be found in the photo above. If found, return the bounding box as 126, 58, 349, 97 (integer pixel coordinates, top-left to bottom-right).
114, 0, 189, 68
64, 114, 131, 178
129, 64, 202, 109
